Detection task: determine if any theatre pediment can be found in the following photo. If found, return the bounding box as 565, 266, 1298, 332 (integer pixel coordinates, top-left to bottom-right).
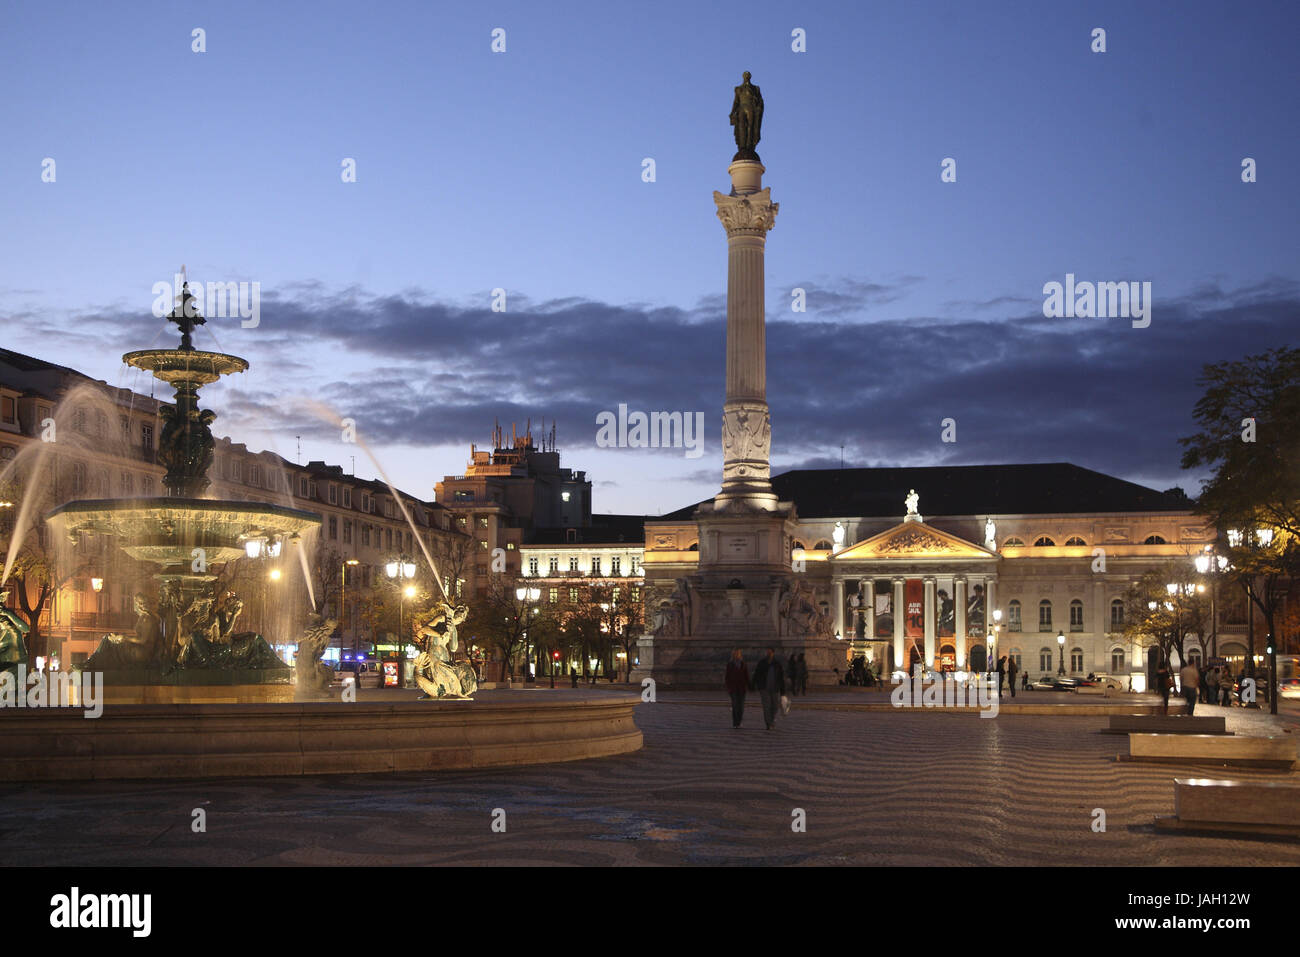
833, 523, 993, 560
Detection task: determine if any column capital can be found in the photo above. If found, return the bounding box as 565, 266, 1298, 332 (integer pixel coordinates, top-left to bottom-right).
713, 188, 778, 236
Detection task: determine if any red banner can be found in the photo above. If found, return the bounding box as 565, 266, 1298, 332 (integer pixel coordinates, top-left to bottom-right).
904, 579, 924, 638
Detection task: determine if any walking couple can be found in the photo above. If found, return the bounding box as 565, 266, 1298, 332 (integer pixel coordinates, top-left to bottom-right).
725, 647, 790, 730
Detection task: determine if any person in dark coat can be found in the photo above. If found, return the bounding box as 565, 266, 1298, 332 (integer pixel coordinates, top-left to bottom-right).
752, 648, 785, 730
1155, 658, 1172, 715
724, 648, 749, 728
996, 655, 1007, 698
1006, 655, 1018, 698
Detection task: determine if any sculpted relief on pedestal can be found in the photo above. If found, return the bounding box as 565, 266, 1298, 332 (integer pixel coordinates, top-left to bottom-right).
721, 405, 771, 482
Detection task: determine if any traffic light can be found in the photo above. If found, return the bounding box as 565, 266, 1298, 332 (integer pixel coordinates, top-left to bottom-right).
552, 650, 561, 661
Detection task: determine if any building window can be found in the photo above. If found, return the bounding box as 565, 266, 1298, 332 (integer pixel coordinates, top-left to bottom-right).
1070, 648, 1084, 672
1144, 535, 1167, 545
631, 557, 641, 575
548, 557, 559, 575
1039, 648, 1052, 672
1009, 649, 1022, 669
631, 587, 640, 602
611, 556, 621, 575
591, 557, 602, 576
299, 477, 309, 497
343, 487, 352, 508
1069, 599, 1084, 632
1003, 537, 1024, 547
1033, 536, 1055, 547
328, 517, 338, 540
548, 587, 558, 604
568, 587, 579, 603
362, 525, 371, 547
343, 520, 352, 545
1110, 648, 1126, 672
1110, 599, 1125, 629
566, 528, 577, 544
569, 557, 580, 573
477, 516, 489, 528
249, 465, 260, 487
1008, 599, 1022, 632
141, 424, 154, 450
71, 463, 86, 495
142, 476, 154, 495
506, 542, 515, 550
1038, 600, 1052, 631
561, 491, 571, 502
478, 539, 489, 550
328, 485, 337, 504
528, 557, 539, 576
120, 472, 134, 495
1065, 536, 1086, 546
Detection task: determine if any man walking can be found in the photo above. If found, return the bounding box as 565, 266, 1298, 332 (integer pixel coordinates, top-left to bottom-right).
1006, 654, 1018, 698
996, 655, 1007, 698
1179, 658, 1199, 715
725, 648, 749, 728
752, 648, 785, 731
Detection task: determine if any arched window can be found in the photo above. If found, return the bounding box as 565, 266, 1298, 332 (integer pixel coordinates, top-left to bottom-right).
1033, 536, 1056, 547
1065, 536, 1086, 546
1144, 535, 1167, 545
1109, 599, 1125, 629
1110, 647, 1126, 673
792, 541, 807, 552
813, 540, 832, 550
1003, 537, 1024, 547
1070, 647, 1084, 672
1187, 647, 1202, 667
687, 542, 699, 552
1069, 599, 1084, 632
1038, 599, 1053, 631
1039, 647, 1052, 672
1007, 599, 1022, 632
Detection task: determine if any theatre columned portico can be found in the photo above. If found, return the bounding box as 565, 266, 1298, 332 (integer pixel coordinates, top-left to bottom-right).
829, 508, 999, 674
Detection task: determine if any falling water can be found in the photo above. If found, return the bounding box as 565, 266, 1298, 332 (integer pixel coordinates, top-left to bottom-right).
301, 400, 449, 601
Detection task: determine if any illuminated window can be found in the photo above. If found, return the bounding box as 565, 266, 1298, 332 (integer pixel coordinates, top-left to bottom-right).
1110, 599, 1124, 628
1110, 648, 1125, 672
1003, 537, 1024, 547
1065, 536, 1086, 546
1038, 600, 1053, 631
1008, 600, 1022, 632
1033, 536, 1055, 547
1144, 535, 1167, 545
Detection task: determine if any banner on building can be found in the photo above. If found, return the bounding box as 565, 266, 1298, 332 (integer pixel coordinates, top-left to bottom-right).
904, 579, 924, 638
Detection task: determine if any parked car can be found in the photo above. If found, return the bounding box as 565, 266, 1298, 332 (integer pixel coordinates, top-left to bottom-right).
1030, 676, 1077, 691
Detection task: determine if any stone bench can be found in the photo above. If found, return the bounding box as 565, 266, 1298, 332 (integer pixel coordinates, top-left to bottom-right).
1122, 733, 1296, 769
1102, 714, 1228, 735
1155, 777, 1300, 837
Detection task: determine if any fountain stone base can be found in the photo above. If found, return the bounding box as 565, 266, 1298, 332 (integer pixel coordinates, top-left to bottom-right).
85, 668, 295, 705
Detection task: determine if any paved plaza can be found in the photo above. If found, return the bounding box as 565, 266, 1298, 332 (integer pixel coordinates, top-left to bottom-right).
1, 696, 1296, 866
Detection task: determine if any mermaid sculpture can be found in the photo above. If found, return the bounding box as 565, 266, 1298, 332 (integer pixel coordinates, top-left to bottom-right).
413, 601, 477, 699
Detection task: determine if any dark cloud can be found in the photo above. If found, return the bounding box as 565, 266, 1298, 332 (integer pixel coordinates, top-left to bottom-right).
5, 277, 1295, 498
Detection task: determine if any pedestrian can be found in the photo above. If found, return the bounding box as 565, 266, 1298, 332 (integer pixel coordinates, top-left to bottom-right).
752, 648, 785, 731
1155, 658, 1172, 716
1006, 655, 1018, 698
1022, 670, 1030, 690
1206, 667, 1219, 707
797, 652, 809, 695
1179, 658, 1199, 715
725, 648, 749, 729
1198, 663, 1208, 703
787, 653, 799, 697
996, 655, 1006, 698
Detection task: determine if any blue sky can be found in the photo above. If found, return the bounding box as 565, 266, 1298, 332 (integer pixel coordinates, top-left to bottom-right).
1, 0, 1296, 512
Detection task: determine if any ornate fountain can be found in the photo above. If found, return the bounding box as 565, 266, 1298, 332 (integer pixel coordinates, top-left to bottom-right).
44, 285, 321, 702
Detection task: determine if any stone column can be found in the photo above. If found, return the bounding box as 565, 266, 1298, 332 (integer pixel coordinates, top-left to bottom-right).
923, 577, 936, 668
955, 577, 967, 668
863, 578, 876, 655
892, 578, 905, 672
713, 163, 779, 512
832, 579, 845, 640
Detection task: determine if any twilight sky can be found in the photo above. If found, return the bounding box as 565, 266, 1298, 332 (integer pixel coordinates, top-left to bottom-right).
1, 0, 1296, 515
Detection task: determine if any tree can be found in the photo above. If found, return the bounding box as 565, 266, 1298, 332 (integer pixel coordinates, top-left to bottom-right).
1180, 346, 1300, 539
1120, 565, 1211, 672
427, 528, 476, 601
464, 575, 552, 679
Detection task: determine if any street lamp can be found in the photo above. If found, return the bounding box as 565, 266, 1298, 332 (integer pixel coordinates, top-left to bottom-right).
1194, 547, 1230, 661
1057, 630, 1066, 676
515, 585, 540, 681
387, 556, 418, 677
341, 557, 359, 656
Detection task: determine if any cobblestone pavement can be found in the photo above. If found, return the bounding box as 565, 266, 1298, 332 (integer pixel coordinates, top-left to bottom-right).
1, 699, 1296, 866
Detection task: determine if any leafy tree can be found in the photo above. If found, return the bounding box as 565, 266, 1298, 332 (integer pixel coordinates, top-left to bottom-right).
464, 575, 553, 679
1120, 565, 1211, 671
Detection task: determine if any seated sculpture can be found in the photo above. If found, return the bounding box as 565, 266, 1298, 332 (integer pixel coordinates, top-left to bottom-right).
0, 591, 30, 681
85, 593, 161, 670
414, 601, 477, 699
295, 613, 338, 692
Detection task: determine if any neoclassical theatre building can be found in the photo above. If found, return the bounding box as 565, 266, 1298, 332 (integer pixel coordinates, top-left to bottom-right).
643, 463, 1215, 682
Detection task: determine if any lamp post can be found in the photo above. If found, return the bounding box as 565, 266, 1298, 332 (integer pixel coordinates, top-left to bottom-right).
341, 558, 359, 656
1227, 525, 1279, 714
1194, 547, 1230, 661
515, 586, 540, 682
386, 556, 417, 677
1057, 630, 1065, 676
